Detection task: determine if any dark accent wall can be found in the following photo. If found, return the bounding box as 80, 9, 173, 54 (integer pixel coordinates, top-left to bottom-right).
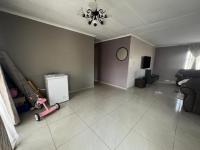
94, 44, 100, 81
95, 37, 131, 89
0, 11, 94, 92
154, 45, 188, 82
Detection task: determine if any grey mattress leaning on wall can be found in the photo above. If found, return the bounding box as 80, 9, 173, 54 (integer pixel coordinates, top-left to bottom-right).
0, 50, 38, 106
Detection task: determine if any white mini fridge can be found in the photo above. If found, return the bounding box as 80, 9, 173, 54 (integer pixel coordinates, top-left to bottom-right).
45, 74, 69, 106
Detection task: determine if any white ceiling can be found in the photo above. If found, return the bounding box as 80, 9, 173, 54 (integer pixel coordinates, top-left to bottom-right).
1, 0, 200, 47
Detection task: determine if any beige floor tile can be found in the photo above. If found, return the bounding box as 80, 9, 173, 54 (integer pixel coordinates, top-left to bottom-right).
95, 95, 126, 115
68, 96, 99, 112
176, 126, 200, 143
57, 129, 109, 150
145, 109, 178, 131
76, 105, 108, 125
16, 126, 55, 150
49, 114, 88, 147
174, 133, 200, 150
178, 113, 200, 135
135, 115, 175, 150
91, 115, 131, 149
16, 83, 200, 150
117, 132, 165, 150
108, 103, 145, 128
46, 103, 74, 124
16, 111, 47, 137
175, 120, 200, 150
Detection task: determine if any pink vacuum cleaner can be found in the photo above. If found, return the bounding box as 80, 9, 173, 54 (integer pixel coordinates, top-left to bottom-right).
30, 95, 60, 121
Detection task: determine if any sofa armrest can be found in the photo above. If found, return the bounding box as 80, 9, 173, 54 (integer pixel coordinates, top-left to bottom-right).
180, 86, 196, 112
180, 79, 200, 114
181, 79, 200, 93
180, 86, 195, 96
175, 72, 183, 78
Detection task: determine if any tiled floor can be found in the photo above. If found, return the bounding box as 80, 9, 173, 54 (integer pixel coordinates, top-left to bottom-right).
15, 83, 200, 150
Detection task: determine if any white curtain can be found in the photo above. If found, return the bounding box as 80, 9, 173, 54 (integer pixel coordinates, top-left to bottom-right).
0, 94, 19, 149
189, 44, 200, 58
188, 44, 200, 70
184, 50, 195, 69
184, 44, 200, 70
196, 55, 200, 70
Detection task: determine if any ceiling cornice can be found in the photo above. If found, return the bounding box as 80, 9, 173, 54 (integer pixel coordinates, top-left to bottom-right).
0, 8, 155, 46
95, 34, 132, 43
156, 42, 200, 48
130, 34, 155, 47
0, 8, 96, 37
96, 33, 155, 47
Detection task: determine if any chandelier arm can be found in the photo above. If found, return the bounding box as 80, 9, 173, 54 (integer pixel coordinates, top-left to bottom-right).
98, 9, 103, 15
98, 9, 103, 12
97, 16, 101, 22
85, 9, 94, 19
98, 9, 107, 19
97, 12, 103, 19
98, 9, 106, 14
87, 9, 93, 14
90, 13, 94, 20
98, 15, 104, 19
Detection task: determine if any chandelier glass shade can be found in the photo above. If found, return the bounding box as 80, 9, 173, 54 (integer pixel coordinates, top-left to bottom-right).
81, 1, 108, 26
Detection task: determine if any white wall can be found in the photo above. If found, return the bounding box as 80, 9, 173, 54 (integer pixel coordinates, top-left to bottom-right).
127, 36, 155, 88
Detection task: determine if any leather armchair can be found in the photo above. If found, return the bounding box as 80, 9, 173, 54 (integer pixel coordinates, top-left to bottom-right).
180, 79, 200, 114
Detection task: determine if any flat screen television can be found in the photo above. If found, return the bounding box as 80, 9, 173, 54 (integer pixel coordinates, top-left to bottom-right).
141, 56, 151, 69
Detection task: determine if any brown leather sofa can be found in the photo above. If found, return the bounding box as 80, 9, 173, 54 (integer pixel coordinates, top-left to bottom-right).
180, 79, 200, 114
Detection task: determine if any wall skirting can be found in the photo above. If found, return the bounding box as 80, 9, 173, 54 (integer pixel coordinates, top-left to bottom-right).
69, 85, 94, 94
69, 81, 128, 94
157, 79, 176, 84
99, 81, 127, 90
96, 34, 154, 47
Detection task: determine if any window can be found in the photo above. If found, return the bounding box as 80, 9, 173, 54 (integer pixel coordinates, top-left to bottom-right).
196, 55, 200, 70
184, 50, 195, 69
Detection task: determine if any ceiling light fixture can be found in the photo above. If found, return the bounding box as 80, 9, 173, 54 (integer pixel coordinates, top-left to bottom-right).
81, 0, 108, 27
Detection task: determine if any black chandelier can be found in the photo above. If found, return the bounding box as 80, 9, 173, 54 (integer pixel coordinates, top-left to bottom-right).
81, 0, 108, 27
